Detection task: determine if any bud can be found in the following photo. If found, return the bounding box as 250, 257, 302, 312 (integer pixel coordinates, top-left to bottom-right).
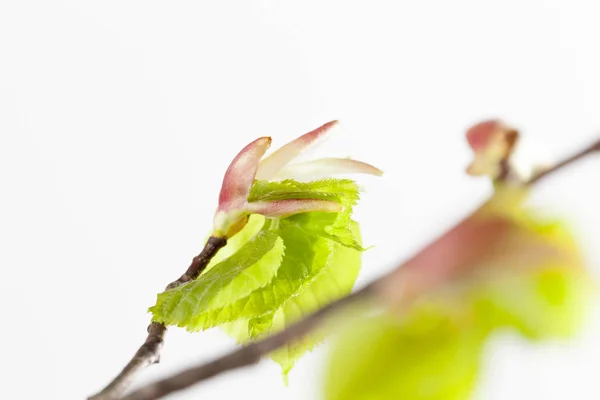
212, 121, 382, 238
466, 120, 518, 179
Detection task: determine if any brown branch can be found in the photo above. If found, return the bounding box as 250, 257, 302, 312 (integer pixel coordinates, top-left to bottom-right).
527, 138, 600, 185
114, 136, 600, 400
88, 236, 227, 400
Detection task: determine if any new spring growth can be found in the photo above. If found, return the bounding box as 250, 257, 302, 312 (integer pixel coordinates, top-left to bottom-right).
466, 119, 519, 179
212, 121, 383, 238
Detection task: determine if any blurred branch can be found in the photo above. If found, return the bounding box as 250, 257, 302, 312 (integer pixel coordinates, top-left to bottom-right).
527, 138, 600, 185
117, 136, 600, 400
88, 236, 227, 400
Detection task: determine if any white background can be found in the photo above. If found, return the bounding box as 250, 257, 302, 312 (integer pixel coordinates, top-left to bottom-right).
2, 1, 600, 399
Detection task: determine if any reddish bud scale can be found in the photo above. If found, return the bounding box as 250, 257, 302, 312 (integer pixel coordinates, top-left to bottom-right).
218, 137, 272, 212
465, 119, 519, 178
466, 120, 501, 151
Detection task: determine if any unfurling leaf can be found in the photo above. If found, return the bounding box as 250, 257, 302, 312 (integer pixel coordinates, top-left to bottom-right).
150, 177, 367, 376
152, 120, 380, 377
326, 187, 590, 400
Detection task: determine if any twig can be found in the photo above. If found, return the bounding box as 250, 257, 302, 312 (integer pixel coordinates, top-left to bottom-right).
116, 136, 600, 400
88, 236, 228, 400
527, 138, 600, 185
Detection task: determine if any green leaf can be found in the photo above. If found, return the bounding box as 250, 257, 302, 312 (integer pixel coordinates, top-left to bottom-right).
472, 267, 589, 339
197, 220, 333, 329
249, 179, 363, 250
324, 265, 589, 400
248, 179, 359, 204
325, 308, 485, 400
324, 202, 591, 400
149, 220, 284, 330
467, 206, 590, 339
221, 180, 364, 377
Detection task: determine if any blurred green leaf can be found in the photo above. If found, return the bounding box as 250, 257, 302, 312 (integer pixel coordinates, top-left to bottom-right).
325, 194, 590, 400
326, 309, 484, 400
